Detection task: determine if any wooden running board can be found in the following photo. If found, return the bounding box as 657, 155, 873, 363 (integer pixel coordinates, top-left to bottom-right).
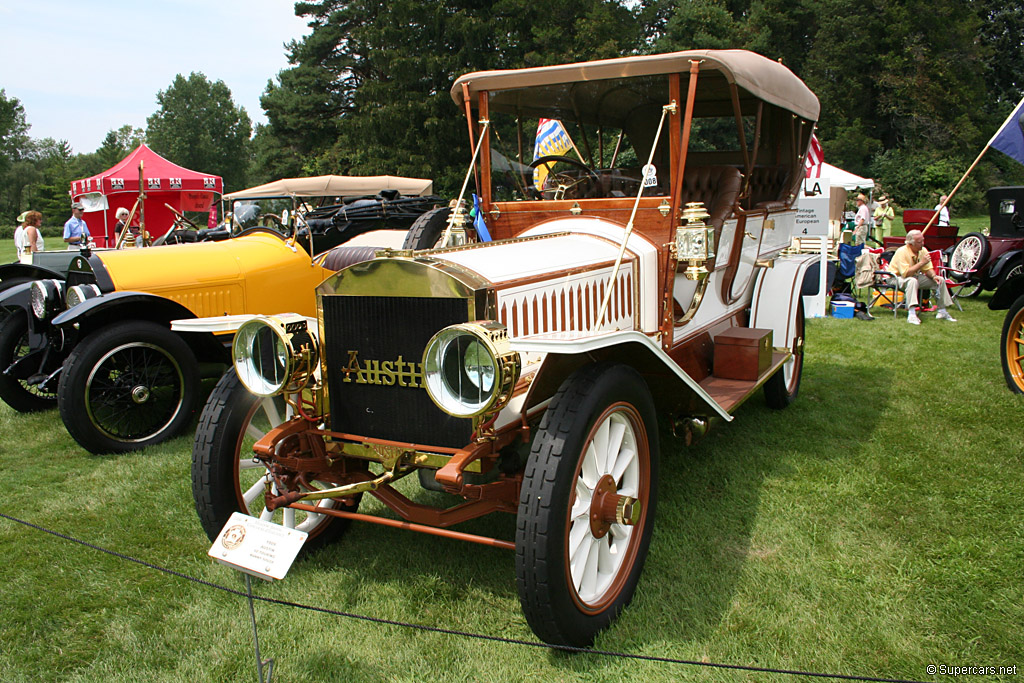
699, 351, 790, 414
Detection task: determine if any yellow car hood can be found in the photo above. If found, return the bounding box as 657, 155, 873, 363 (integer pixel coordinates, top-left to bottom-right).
96, 233, 327, 318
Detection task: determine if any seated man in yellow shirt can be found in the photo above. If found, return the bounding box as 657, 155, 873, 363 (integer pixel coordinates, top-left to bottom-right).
888, 229, 956, 325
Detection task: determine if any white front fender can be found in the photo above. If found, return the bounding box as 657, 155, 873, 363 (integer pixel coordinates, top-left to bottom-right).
749, 253, 817, 351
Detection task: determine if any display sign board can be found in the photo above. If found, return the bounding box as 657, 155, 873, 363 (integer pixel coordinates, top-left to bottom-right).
209, 512, 308, 581
795, 177, 830, 237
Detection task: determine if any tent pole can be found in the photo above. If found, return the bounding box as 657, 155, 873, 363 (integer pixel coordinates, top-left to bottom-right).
921, 145, 989, 235
138, 161, 147, 246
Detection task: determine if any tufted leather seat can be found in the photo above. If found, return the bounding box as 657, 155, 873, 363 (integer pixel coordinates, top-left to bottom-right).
319, 245, 383, 272
679, 165, 743, 230
746, 166, 791, 210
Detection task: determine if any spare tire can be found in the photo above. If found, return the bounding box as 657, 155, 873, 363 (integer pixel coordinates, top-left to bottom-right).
950, 232, 990, 275
402, 207, 453, 250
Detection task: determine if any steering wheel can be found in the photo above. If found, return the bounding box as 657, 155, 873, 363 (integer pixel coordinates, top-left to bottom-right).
166, 204, 201, 231
260, 213, 284, 230
528, 155, 601, 200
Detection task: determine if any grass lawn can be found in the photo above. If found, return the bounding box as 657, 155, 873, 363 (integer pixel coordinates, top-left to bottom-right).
1, 222, 1021, 682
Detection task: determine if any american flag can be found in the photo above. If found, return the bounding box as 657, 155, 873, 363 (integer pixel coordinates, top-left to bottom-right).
805, 134, 824, 178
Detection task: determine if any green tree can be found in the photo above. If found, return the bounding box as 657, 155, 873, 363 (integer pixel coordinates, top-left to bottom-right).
254, 0, 639, 195
96, 125, 146, 169
146, 73, 252, 192
27, 138, 77, 224
0, 89, 32, 219
652, 0, 746, 52
977, 0, 1024, 109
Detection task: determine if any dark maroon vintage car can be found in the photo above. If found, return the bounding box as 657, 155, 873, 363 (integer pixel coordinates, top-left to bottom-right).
881, 209, 960, 253
945, 187, 1024, 296
882, 188, 1024, 297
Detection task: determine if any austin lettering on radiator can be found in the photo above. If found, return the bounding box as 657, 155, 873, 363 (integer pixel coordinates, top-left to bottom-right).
341, 351, 424, 388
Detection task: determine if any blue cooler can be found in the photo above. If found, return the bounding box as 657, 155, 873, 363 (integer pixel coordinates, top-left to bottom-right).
831, 301, 855, 318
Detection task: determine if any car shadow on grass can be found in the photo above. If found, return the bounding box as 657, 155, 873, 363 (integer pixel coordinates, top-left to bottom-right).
608, 359, 891, 651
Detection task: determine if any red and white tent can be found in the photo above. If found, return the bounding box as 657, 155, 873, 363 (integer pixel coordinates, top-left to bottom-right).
70, 144, 223, 247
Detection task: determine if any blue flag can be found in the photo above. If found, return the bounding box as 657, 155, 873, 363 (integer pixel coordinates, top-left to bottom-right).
988, 97, 1024, 166
471, 194, 491, 242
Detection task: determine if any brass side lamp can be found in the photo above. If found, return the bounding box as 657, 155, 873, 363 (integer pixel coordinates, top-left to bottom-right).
444, 198, 469, 247
675, 202, 716, 280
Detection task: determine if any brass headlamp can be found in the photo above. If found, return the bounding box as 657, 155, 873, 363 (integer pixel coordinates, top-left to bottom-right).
233, 314, 319, 397
675, 202, 716, 280
422, 321, 521, 418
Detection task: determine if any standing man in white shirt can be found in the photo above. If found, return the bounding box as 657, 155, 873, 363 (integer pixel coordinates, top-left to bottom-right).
933, 195, 950, 227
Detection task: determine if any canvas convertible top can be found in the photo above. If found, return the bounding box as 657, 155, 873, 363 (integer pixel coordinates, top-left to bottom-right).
224, 175, 434, 200
451, 49, 819, 123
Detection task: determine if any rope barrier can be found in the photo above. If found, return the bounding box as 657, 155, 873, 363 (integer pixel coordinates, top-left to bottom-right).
0, 511, 929, 683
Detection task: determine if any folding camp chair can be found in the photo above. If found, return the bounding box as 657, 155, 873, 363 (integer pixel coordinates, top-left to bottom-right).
857, 248, 902, 316
928, 250, 973, 312
834, 243, 860, 293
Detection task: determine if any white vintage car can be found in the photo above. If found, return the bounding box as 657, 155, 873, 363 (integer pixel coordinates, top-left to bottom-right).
184, 49, 820, 646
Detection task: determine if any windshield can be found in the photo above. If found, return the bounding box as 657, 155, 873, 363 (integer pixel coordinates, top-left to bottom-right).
231, 198, 294, 234
485, 75, 672, 202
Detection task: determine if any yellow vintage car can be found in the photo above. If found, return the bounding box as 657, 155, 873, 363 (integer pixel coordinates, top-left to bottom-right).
0, 175, 440, 454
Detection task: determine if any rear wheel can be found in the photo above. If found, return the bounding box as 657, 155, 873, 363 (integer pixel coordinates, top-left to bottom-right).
58, 321, 199, 454
0, 310, 57, 412
516, 363, 658, 646
997, 258, 1024, 289
1000, 295, 1024, 394
191, 369, 357, 549
764, 301, 804, 409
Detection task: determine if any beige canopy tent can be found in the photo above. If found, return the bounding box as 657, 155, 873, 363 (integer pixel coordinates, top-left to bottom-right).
224, 175, 434, 201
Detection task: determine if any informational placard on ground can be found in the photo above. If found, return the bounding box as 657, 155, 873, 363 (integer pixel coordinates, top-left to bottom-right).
209, 512, 308, 581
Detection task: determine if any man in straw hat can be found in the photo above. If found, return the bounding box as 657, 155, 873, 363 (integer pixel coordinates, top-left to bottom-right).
853, 193, 871, 246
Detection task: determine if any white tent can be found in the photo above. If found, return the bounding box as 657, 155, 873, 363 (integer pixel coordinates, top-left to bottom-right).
818, 162, 874, 191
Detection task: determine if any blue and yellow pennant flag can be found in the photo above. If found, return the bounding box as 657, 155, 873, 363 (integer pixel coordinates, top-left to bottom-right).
532, 118, 574, 190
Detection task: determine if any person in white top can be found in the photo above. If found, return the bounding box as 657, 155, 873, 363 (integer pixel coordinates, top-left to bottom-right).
13, 211, 27, 260
853, 193, 871, 246
13, 210, 45, 261
22, 211, 45, 256
933, 195, 950, 227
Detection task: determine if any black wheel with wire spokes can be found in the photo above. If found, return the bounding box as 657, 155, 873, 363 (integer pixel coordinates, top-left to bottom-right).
0, 310, 58, 412
58, 321, 199, 454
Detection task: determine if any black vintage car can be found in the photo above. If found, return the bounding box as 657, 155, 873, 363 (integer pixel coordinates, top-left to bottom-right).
947, 186, 1024, 296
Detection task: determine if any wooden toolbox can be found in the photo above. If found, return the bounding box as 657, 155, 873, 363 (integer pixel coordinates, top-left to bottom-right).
713, 328, 773, 381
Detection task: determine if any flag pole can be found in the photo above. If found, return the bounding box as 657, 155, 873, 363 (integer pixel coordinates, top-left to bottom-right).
923, 96, 1024, 235
920, 146, 988, 235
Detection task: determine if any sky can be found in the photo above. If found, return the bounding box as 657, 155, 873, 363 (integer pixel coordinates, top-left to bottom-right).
0, 0, 311, 154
